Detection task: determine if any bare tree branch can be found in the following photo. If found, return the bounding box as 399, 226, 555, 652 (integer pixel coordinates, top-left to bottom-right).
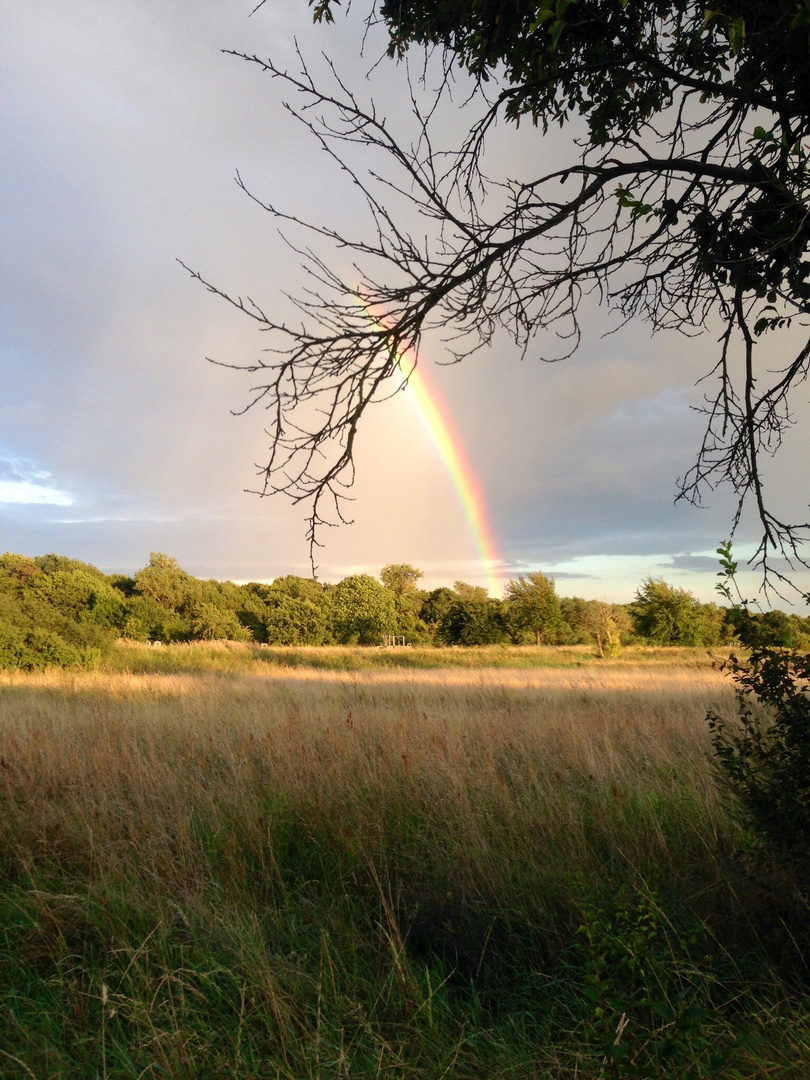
187, 5, 810, 592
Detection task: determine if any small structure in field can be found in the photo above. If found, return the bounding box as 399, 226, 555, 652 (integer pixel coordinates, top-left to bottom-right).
382, 634, 407, 647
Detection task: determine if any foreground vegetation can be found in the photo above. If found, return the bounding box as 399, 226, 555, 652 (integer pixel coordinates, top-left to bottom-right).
3, 660, 810, 1077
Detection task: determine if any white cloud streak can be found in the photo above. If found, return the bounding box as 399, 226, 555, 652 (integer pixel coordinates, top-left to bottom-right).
0, 480, 73, 507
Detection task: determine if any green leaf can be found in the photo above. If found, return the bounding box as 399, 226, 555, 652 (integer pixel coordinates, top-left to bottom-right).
549, 18, 565, 49
728, 15, 746, 54
680, 1006, 713, 1022
309, 0, 338, 24
529, 5, 556, 32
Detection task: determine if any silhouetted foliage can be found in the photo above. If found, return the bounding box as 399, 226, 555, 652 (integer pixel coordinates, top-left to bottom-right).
708, 539, 810, 917
710, 647, 810, 896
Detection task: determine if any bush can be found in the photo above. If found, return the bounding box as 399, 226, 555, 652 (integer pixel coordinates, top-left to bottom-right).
190, 602, 252, 642
728, 608, 810, 649
119, 594, 191, 643
708, 646, 810, 895
0, 621, 46, 670
0, 617, 99, 671
30, 567, 127, 630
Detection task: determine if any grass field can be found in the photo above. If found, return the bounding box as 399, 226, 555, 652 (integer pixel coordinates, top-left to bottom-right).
106, 640, 728, 675
2, 648, 809, 1077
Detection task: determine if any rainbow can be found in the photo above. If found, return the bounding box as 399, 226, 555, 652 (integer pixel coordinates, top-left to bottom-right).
356, 302, 506, 596
398, 358, 506, 597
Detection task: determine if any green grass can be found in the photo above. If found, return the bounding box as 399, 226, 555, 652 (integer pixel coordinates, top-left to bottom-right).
1, 664, 807, 1077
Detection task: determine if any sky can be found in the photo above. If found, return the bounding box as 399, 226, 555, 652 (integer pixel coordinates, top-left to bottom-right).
3, 0, 809, 605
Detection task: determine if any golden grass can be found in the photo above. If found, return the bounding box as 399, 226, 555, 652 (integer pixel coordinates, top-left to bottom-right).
106, 639, 732, 675
0, 661, 737, 915
3, 660, 806, 1078
0, 654, 731, 692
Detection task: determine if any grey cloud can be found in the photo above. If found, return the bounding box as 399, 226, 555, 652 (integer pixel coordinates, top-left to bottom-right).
501, 487, 734, 563
666, 555, 724, 574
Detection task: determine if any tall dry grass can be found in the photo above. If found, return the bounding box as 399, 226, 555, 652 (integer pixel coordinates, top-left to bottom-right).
1, 664, 735, 909
1, 663, 806, 1077
106, 639, 729, 675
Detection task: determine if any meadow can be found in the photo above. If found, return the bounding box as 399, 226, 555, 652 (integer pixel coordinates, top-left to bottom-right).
106, 640, 726, 675
2, 647, 809, 1078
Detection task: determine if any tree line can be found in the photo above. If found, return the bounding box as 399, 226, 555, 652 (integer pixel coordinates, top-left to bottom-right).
1, 550, 809, 671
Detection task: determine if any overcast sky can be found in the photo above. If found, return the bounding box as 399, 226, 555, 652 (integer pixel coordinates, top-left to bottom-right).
3, 0, 808, 604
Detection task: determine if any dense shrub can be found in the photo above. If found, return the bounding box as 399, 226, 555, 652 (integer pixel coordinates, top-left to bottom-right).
263, 594, 332, 645
709, 647, 810, 895
632, 578, 725, 646
1, 545, 806, 669
119, 594, 191, 642
729, 608, 810, 649
438, 596, 508, 645
30, 567, 128, 630
0, 555, 113, 669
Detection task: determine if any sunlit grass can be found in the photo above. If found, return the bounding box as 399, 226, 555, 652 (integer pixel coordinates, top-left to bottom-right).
1, 661, 807, 1077
106, 638, 729, 676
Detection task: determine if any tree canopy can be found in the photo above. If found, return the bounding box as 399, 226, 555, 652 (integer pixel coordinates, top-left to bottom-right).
504, 572, 564, 645
332, 573, 399, 644
380, 563, 424, 597
191, 0, 810, 592
632, 576, 725, 645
